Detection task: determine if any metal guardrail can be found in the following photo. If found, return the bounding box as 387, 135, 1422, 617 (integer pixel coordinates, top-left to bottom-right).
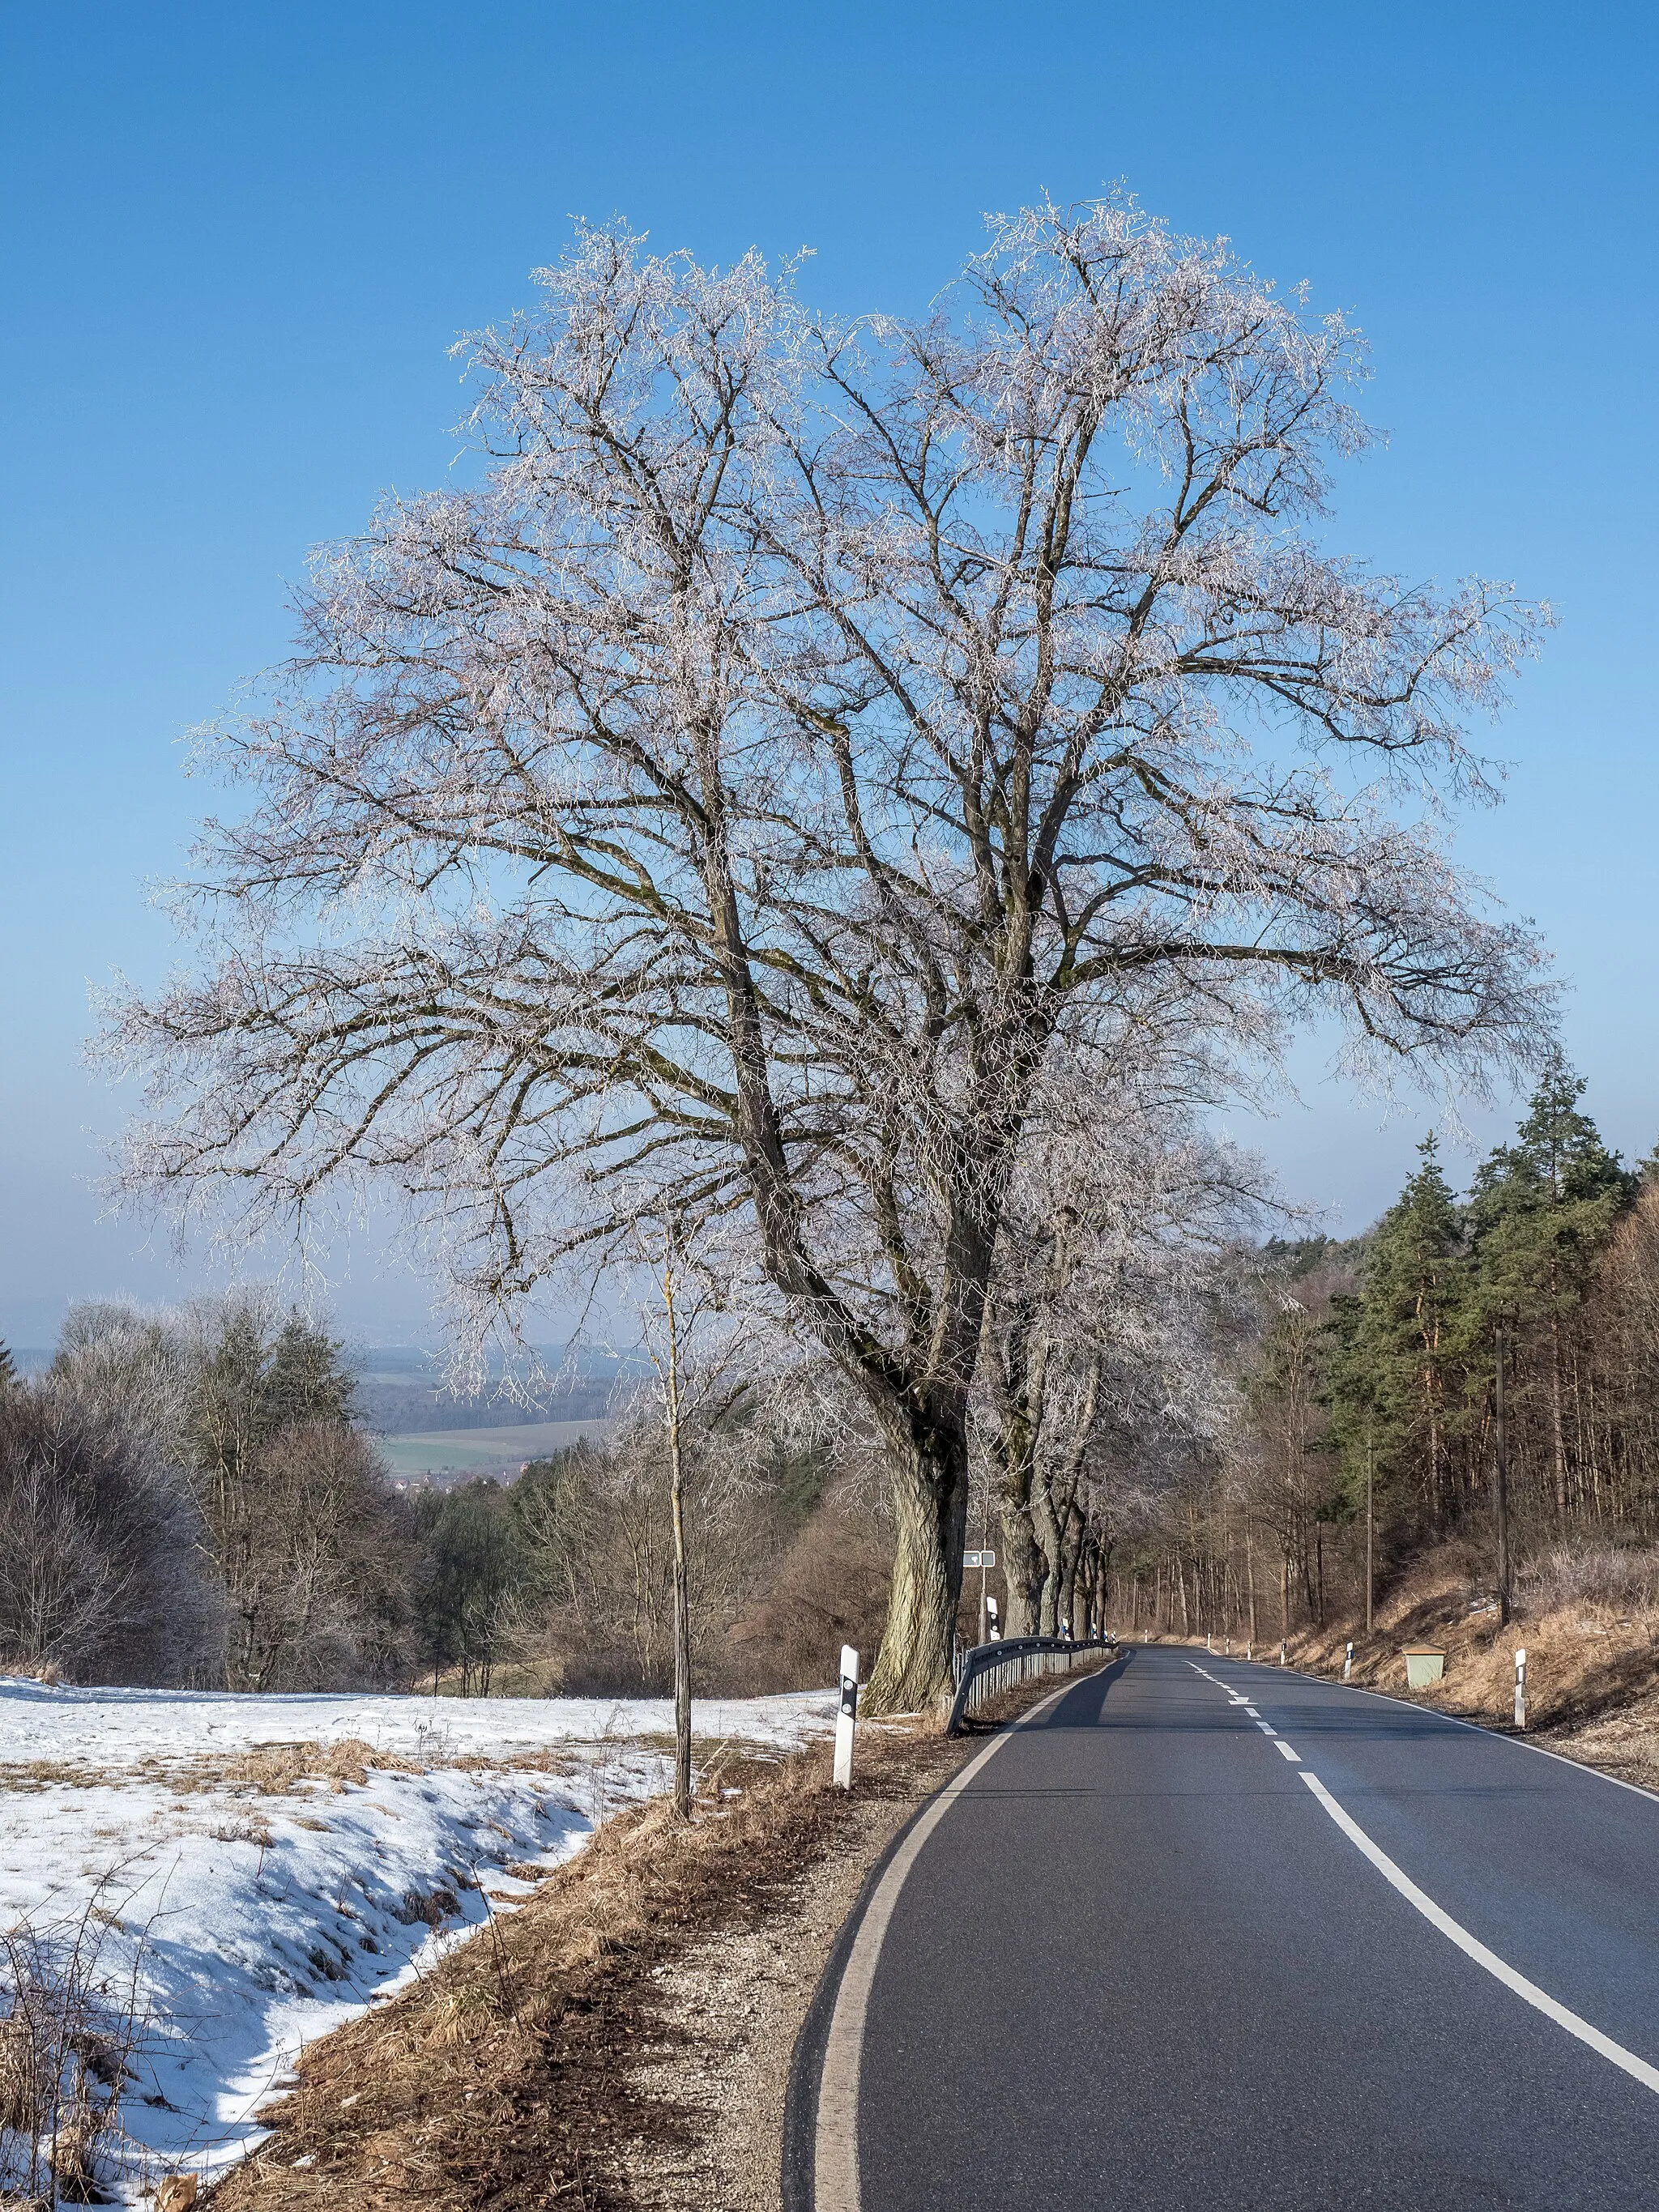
945, 1634, 1118, 1736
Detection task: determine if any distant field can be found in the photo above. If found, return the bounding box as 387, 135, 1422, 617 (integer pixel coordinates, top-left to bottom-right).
378, 1418, 611, 1481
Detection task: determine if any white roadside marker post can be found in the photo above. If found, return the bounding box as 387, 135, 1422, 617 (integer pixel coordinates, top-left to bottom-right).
1279, 1639, 1287, 1668
1345, 1640, 1354, 1681
1514, 1647, 1527, 1732
834, 1644, 859, 1789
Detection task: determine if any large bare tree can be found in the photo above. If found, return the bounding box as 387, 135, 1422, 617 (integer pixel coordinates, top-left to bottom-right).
104, 196, 1550, 1711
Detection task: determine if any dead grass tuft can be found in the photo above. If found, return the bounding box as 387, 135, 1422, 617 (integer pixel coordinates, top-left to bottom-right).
233, 1738, 424, 1797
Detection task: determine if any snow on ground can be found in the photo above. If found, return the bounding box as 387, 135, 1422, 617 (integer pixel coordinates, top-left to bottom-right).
0, 1677, 836, 2203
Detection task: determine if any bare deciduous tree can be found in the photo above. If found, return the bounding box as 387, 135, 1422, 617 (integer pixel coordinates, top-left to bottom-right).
0, 1383, 211, 1685
104, 196, 1550, 1710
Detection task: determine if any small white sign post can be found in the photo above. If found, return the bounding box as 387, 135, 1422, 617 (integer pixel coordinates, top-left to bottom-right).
964, 1549, 996, 1645
1514, 1647, 1527, 1731
1344, 1640, 1354, 1681
834, 1644, 859, 1789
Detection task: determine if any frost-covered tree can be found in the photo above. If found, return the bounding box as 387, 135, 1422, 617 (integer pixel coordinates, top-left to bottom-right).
104, 197, 1550, 1710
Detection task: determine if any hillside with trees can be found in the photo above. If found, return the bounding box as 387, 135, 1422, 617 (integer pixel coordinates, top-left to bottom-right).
1107, 1058, 1659, 1652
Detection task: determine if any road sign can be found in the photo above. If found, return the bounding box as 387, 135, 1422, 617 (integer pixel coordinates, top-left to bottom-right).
963, 1549, 996, 1569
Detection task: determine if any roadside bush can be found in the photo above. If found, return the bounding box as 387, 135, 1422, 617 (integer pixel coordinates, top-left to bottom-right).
1516, 1543, 1659, 1617
0, 1903, 145, 2204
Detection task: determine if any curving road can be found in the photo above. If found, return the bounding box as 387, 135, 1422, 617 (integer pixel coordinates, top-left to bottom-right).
787, 1644, 1659, 2211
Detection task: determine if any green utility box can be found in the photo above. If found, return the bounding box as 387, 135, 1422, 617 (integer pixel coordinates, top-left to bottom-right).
1403, 1646, 1447, 1688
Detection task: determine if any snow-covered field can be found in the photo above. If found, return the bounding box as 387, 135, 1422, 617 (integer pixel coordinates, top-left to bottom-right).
0, 1677, 836, 2203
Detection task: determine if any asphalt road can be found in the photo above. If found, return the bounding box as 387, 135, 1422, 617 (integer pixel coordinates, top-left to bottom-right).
793, 1643, 1659, 2212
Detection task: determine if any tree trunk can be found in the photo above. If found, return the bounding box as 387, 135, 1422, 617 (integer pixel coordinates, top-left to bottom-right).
864, 1421, 969, 1714
996, 1445, 1045, 1637
1030, 1461, 1063, 1636
1550, 1306, 1568, 1524
1057, 1502, 1083, 1634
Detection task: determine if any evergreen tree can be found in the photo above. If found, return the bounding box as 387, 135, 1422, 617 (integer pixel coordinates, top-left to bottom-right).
1331, 1135, 1469, 1538
262, 1315, 358, 1430
0, 1341, 16, 1393
1247, 1298, 1344, 1629
1467, 1055, 1634, 1520
413, 1481, 527, 1695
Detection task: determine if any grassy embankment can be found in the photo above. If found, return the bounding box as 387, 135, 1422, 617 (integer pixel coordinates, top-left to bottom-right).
1183, 1541, 1659, 1791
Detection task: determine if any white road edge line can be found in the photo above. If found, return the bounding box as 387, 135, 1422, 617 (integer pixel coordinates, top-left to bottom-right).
1299, 1767, 1659, 2097
812, 1675, 1082, 2212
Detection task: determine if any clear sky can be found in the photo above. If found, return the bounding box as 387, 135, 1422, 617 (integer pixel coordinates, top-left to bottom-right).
3, 0, 1656, 1345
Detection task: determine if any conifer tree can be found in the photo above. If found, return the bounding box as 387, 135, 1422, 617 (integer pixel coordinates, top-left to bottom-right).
1333, 1135, 1469, 1538
1467, 1055, 1634, 1520
0, 1341, 16, 1393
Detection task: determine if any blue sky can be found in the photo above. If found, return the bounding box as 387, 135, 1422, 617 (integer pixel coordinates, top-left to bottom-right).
3, 0, 1656, 1344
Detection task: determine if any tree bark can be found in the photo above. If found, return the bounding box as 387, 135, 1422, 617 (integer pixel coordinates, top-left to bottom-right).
997, 1477, 1045, 1637
863, 1415, 970, 1713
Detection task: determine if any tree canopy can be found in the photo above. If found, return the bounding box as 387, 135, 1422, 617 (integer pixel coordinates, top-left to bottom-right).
104, 197, 1551, 1707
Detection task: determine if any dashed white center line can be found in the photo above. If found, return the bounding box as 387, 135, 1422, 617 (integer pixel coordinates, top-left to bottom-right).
1275, 1740, 1302, 1763
1258, 1724, 1278, 1737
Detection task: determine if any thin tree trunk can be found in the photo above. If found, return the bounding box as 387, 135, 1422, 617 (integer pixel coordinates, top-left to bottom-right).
1494, 1328, 1512, 1627
1550, 1305, 1568, 1524
1365, 1430, 1375, 1636
662, 1266, 693, 1821
1279, 1553, 1290, 1647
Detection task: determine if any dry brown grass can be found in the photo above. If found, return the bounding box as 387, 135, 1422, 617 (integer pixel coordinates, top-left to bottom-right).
231, 1738, 426, 1796
193, 1677, 1114, 2212
1261, 1541, 1659, 1786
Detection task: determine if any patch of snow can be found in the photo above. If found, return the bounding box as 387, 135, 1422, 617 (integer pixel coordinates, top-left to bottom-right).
0, 1677, 835, 2203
